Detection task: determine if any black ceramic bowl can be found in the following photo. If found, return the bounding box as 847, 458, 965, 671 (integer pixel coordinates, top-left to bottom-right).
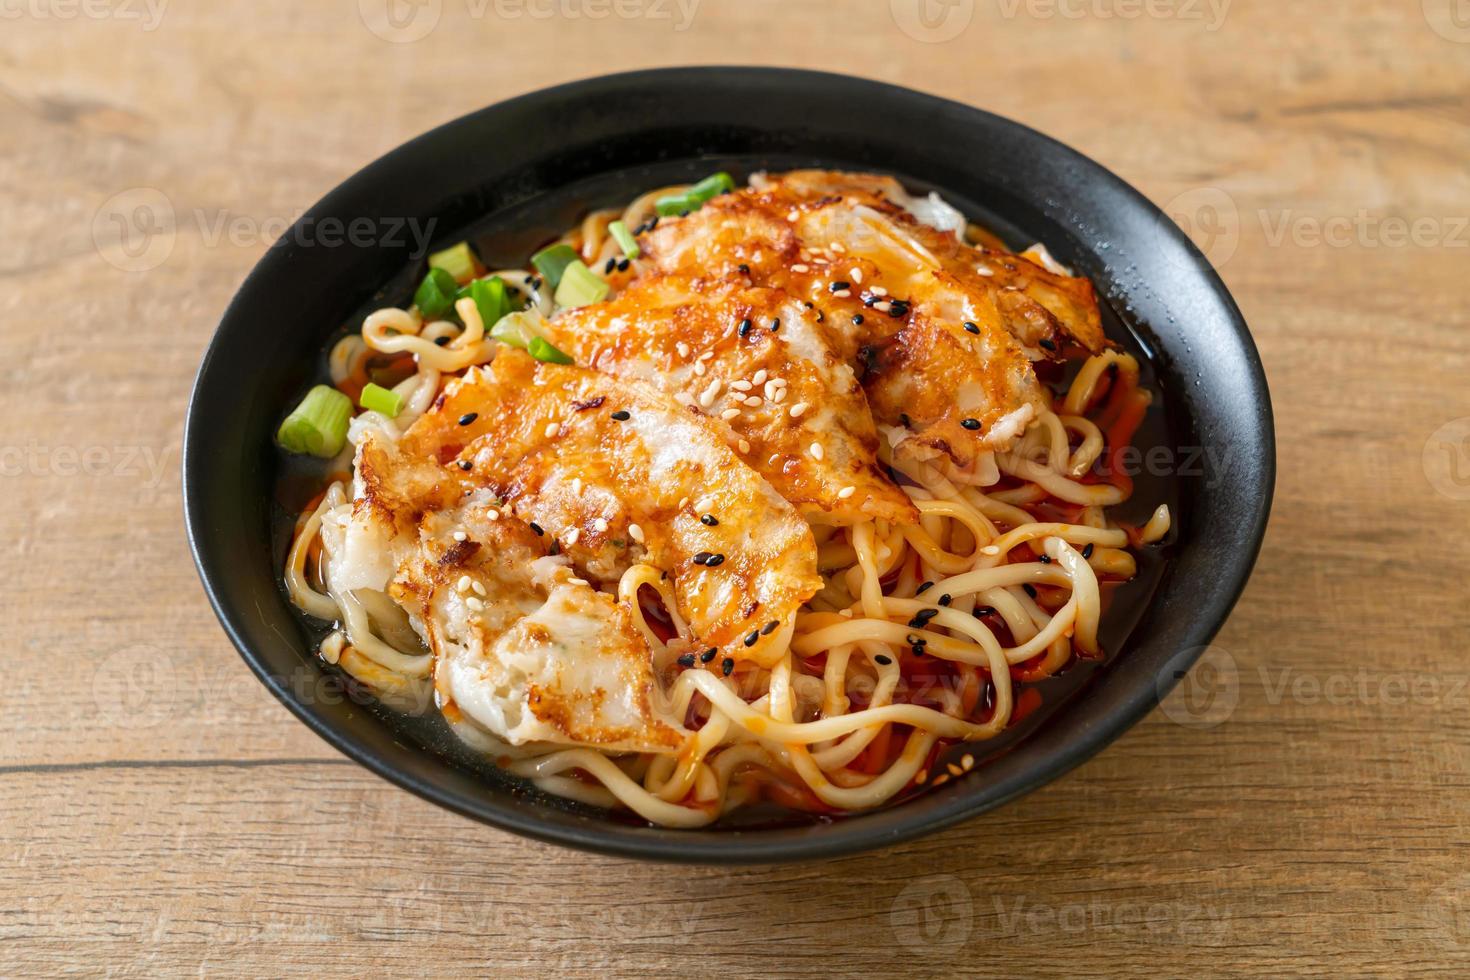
184, 67, 1273, 863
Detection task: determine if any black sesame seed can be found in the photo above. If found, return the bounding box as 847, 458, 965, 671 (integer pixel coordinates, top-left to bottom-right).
677, 653, 696, 668
916, 581, 934, 594
769, 318, 781, 331
692, 552, 712, 565
938, 594, 953, 607
864, 295, 877, 307
617, 258, 631, 272
1038, 554, 1052, 564
960, 418, 981, 431
1038, 337, 1057, 351
907, 609, 939, 629
1081, 543, 1095, 559
701, 648, 718, 663
529, 522, 544, 536
761, 619, 779, 635
1023, 584, 1038, 599
648, 217, 660, 230
744, 631, 759, 647
852, 314, 865, 325
434, 335, 450, 346
458, 412, 478, 426
611, 409, 631, 421
737, 263, 750, 275
701, 514, 719, 526
721, 657, 735, 676
738, 318, 752, 337
704, 553, 726, 567
912, 646, 927, 657
874, 654, 893, 666
963, 321, 980, 335
830, 281, 850, 292
604, 257, 617, 274
457, 460, 473, 472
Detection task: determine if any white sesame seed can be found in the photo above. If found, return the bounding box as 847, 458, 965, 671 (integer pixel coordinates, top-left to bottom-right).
789, 402, 809, 419
698, 379, 723, 408
628, 523, 645, 543
872, 300, 891, 312
830, 241, 845, 253
570, 478, 583, 495
751, 369, 767, 385
693, 361, 707, 377
753, 251, 764, 263
975, 266, 993, 277
850, 268, 863, 283
720, 408, 742, 421
592, 517, 608, 533
962, 753, 975, 771
457, 575, 472, 593
833, 289, 852, 298
730, 380, 752, 392
738, 439, 751, 454
871, 285, 889, 296
699, 350, 715, 361
472, 580, 487, 597
485, 508, 499, 520
544, 422, 561, 438
791, 263, 810, 273
452, 531, 468, 542
564, 527, 580, 546
569, 577, 589, 586
675, 341, 690, 358
948, 763, 963, 777
678, 497, 689, 509
768, 453, 780, 466
836, 485, 856, 499
809, 442, 825, 461
743, 395, 763, 407
787, 210, 799, 222
465, 597, 484, 611
769, 376, 787, 388
772, 387, 788, 404
763, 381, 780, 400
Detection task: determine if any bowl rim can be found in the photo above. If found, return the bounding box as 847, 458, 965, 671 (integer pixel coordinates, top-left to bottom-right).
184, 65, 1274, 863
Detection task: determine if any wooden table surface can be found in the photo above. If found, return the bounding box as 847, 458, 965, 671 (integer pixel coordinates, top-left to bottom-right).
6, 1, 1468, 975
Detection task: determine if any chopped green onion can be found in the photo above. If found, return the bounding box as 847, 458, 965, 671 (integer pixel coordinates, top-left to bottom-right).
607, 220, 640, 259
531, 243, 579, 290
553, 260, 610, 308
489, 310, 542, 350
413, 267, 458, 318
428, 242, 479, 285
277, 385, 352, 458
358, 382, 403, 418
655, 192, 700, 217
527, 336, 573, 365
458, 275, 510, 330
688, 171, 735, 200
655, 172, 737, 217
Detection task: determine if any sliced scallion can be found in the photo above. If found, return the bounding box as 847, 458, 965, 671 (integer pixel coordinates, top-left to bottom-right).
531, 243, 579, 290
413, 267, 458, 318
553, 260, 610, 308
607, 220, 640, 259
489, 310, 541, 350
655, 192, 700, 217
688, 171, 735, 201
358, 382, 403, 418
428, 242, 479, 285
527, 336, 573, 365
655, 172, 736, 218
459, 275, 510, 330
277, 385, 352, 458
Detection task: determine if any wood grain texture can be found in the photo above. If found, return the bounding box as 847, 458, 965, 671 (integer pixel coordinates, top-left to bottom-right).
3, 1, 1468, 975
